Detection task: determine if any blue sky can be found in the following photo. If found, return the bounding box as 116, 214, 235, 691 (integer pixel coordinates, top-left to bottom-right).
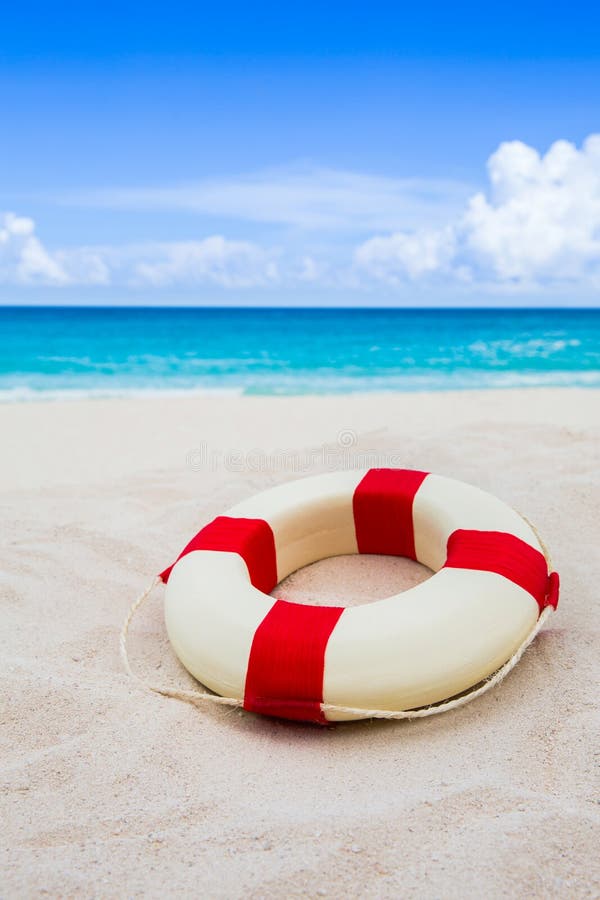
1, 1, 600, 306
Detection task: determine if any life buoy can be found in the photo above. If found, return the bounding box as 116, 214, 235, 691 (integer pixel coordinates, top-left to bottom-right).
160, 469, 559, 723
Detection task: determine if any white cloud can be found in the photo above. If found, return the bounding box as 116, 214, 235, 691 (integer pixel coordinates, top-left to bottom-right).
64, 164, 473, 233
0, 214, 278, 289
296, 256, 321, 282
355, 227, 456, 282
128, 237, 279, 288
6, 134, 600, 295
355, 134, 600, 287
0, 212, 70, 285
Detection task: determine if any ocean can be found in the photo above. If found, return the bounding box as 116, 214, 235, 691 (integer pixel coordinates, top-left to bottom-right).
0, 306, 598, 399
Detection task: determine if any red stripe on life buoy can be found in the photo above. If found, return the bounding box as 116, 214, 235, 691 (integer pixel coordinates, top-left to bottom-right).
353, 468, 429, 559
160, 516, 277, 594
444, 529, 558, 612
244, 600, 344, 723
546, 571, 560, 610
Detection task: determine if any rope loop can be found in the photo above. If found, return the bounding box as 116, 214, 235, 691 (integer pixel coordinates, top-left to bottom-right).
119, 513, 556, 721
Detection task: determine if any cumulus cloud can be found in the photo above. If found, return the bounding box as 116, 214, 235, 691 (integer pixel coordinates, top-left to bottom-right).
355, 134, 600, 286
129, 236, 279, 288
0, 214, 278, 289
0, 212, 70, 285
6, 134, 600, 293
355, 227, 456, 283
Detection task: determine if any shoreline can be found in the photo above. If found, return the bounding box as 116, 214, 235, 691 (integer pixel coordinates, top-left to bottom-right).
1, 376, 600, 404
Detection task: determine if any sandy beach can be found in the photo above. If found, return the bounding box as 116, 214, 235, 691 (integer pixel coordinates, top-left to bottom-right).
1, 387, 599, 898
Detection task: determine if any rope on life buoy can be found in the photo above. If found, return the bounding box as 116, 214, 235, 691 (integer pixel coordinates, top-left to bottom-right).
119, 511, 556, 721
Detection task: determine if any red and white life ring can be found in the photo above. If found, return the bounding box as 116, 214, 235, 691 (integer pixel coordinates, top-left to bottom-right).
160, 469, 559, 723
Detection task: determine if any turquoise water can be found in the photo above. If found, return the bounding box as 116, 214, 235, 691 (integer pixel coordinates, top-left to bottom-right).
0, 307, 598, 399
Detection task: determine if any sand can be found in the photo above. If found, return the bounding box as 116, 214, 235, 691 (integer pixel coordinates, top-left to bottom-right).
1, 388, 599, 898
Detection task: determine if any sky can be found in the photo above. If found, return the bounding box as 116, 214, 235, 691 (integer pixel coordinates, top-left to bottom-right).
1, 1, 600, 307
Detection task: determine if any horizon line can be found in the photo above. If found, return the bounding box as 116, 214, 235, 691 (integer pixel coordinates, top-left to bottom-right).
0, 304, 598, 313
